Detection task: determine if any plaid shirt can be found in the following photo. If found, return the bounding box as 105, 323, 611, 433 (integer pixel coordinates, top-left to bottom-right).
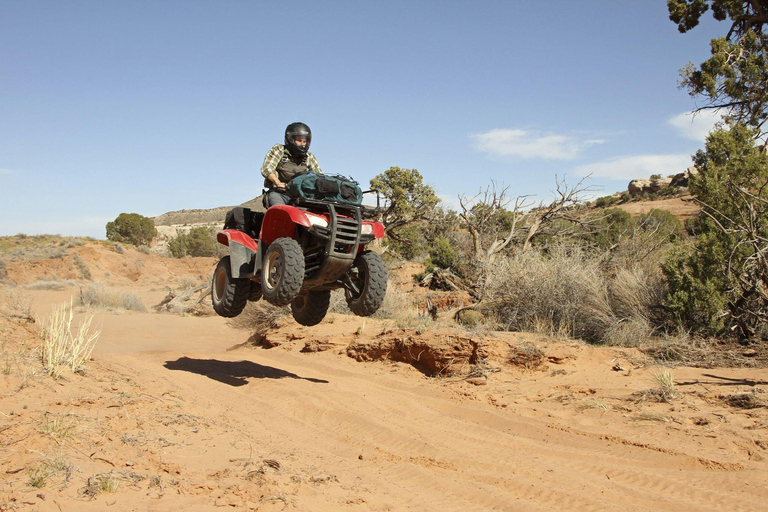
260, 143, 322, 180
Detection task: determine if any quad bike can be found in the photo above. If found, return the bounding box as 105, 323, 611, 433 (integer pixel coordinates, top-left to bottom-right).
210, 177, 387, 326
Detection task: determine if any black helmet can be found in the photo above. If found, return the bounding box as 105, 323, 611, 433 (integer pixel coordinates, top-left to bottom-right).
284, 122, 312, 158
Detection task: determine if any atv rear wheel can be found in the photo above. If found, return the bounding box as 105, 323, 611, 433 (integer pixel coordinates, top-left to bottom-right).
291, 290, 331, 326
345, 251, 387, 317
261, 237, 305, 306
211, 256, 250, 317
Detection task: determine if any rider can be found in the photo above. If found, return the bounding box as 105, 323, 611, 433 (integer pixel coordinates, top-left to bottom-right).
261, 122, 323, 207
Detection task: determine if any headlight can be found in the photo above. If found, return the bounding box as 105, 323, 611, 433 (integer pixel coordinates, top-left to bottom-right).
361, 223, 373, 235
305, 213, 328, 228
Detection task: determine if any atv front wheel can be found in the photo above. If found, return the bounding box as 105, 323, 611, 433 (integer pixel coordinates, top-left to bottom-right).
211, 256, 250, 317
291, 290, 331, 326
261, 237, 305, 306
345, 251, 388, 317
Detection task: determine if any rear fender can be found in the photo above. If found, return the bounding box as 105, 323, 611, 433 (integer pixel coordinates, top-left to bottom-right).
216, 229, 260, 278
260, 205, 311, 245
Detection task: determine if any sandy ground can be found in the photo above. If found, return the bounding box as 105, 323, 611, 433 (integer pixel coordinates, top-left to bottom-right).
1, 240, 767, 511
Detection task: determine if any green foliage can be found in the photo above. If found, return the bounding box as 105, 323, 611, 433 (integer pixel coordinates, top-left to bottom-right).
424, 237, 458, 273
637, 209, 683, 242
168, 227, 217, 258
663, 125, 768, 337
668, 0, 768, 129
370, 167, 440, 257
586, 208, 634, 251
650, 174, 662, 180
594, 195, 620, 208
105, 213, 157, 246
663, 242, 729, 333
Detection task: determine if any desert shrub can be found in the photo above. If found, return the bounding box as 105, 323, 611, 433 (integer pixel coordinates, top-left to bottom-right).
79, 283, 146, 311
168, 227, 217, 258
106, 213, 157, 246
585, 208, 634, 251
136, 245, 152, 255
594, 195, 620, 208
384, 224, 424, 260
662, 242, 729, 334
609, 265, 667, 324
0, 260, 6, 281
424, 237, 458, 273
72, 253, 92, 280
636, 209, 683, 243
456, 309, 485, 328
113, 243, 124, 254
484, 245, 614, 342
602, 316, 655, 346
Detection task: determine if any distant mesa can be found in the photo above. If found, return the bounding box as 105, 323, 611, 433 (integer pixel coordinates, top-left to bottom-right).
151, 195, 265, 252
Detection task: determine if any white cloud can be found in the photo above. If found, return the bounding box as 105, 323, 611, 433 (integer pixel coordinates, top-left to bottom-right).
471, 129, 603, 160
668, 110, 725, 141
572, 154, 693, 181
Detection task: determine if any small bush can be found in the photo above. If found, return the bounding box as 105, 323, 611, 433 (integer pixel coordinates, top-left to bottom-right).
456, 309, 484, 328
0, 259, 6, 281
168, 227, 217, 258
79, 283, 146, 311
113, 243, 124, 254
425, 237, 458, 272
106, 213, 157, 246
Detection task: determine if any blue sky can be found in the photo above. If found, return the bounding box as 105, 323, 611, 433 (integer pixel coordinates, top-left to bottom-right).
1, 1, 725, 238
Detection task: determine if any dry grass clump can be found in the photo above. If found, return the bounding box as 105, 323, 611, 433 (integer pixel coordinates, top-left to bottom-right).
638, 330, 766, 367
24, 279, 79, 291
635, 368, 677, 403
177, 274, 202, 289
722, 391, 766, 409
0, 259, 7, 281
72, 253, 92, 280
1, 287, 34, 321
508, 342, 546, 371
227, 301, 289, 331
40, 300, 100, 378
79, 283, 146, 311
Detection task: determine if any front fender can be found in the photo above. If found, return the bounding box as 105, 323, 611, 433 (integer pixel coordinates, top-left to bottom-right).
260, 205, 311, 245
216, 229, 260, 278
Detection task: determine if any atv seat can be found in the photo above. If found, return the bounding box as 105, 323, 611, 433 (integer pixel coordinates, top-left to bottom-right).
223, 207, 264, 239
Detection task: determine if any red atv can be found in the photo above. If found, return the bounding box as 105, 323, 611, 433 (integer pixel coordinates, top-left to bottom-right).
210, 178, 387, 326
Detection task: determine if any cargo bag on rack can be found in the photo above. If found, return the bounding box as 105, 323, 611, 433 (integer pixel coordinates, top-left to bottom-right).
286, 173, 363, 205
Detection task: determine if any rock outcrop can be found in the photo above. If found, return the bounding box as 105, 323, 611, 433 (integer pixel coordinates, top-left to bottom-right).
627, 166, 697, 197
